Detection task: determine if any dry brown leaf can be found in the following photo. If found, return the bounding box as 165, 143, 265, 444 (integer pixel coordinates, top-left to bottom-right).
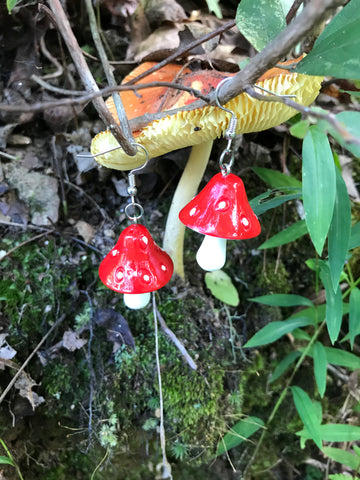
14, 372, 45, 410
62, 330, 87, 352
74, 220, 95, 244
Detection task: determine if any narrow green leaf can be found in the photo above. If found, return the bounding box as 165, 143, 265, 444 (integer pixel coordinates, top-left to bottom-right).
290, 120, 310, 139
205, 0, 223, 18
313, 342, 327, 398
349, 222, 360, 250
328, 168, 351, 291
244, 317, 314, 348
297, 424, 360, 443
0, 455, 15, 466
319, 263, 343, 344
324, 346, 360, 370
323, 446, 360, 471
250, 189, 301, 216
249, 293, 313, 307
205, 270, 239, 307
216, 416, 264, 456
269, 350, 301, 383
6, 0, 18, 13
291, 386, 322, 450
320, 111, 360, 158
259, 220, 308, 249
295, 0, 360, 80
302, 126, 336, 256
349, 288, 360, 349
252, 167, 302, 189
236, 0, 286, 51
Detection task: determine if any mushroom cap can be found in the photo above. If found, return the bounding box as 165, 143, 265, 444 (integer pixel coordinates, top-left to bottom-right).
179, 172, 261, 239
99, 224, 174, 293
91, 60, 323, 170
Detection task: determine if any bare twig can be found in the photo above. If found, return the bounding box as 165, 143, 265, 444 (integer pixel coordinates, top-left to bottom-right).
0, 230, 55, 261
245, 85, 360, 149
83, 0, 134, 148
286, 0, 304, 24
46, 0, 136, 155
0, 314, 66, 405
155, 304, 197, 371
125, 19, 237, 86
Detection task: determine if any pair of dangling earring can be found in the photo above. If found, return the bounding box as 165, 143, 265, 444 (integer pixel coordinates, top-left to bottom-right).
98, 79, 261, 309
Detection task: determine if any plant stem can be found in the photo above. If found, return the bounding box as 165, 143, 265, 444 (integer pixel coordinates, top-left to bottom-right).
163, 141, 213, 278
0, 438, 24, 480
243, 320, 325, 479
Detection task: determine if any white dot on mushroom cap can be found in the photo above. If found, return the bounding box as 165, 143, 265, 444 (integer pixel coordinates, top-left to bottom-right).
115, 270, 124, 281
142, 236, 148, 244
189, 207, 197, 216
242, 217, 250, 226
111, 249, 118, 256
161, 265, 167, 271
218, 201, 227, 210
143, 274, 150, 283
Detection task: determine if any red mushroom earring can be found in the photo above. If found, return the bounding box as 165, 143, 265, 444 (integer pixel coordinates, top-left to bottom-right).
179, 79, 261, 271
98, 144, 174, 309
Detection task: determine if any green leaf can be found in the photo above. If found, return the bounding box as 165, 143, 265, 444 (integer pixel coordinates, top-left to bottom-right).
295, 0, 360, 80
319, 262, 343, 344
320, 111, 360, 158
313, 342, 327, 398
249, 293, 313, 307
323, 446, 360, 471
259, 220, 308, 249
236, 0, 286, 51
6, 0, 18, 13
205, 270, 239, 307
216, 416, 264, 456
205, 0, 223, 18
324, 346, 360, 370
269, 350, 301, 383
290, 119, 310, 139
297, 424, 360, 443
250, 190, 302, 216
291, 386, 322, 450
244, 317, 314, 348
302, 126, 336, 256
252, 167, 302, 189
329, 475, 360, 480
349, 222, 360, 250
328, 168, 352, 291
349, 287, 360, 349
0, 455, 15, 466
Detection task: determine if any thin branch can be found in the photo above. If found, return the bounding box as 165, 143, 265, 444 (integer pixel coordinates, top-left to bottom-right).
155, 304, 197, 371
0, 80, 208, 111
124, 19, 237, 86
245, 85, 360, 149
83, 0, 135, 149
286, 0, 304, 24
213, 0, 347, 106
46, 0, 136, 156
0, 314, 66, 405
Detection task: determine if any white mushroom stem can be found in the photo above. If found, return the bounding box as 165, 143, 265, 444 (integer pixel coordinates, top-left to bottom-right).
124, 292, 151, 310
196, 236, 227, 272
163, 140, 213, 278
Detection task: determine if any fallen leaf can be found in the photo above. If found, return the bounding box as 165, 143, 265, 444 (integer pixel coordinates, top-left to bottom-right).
14, 372, 45, 410
62, 330, 87, 352
74, 220, 95, 244
0, 334, 17, 363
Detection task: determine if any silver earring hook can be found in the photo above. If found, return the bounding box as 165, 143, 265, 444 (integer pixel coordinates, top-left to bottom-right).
215, 78, 238, 176
126, 143, 150, 223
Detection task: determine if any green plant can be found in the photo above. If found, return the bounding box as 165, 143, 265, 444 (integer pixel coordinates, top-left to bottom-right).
216, 0, 360, 477
0, 438, 24, 480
